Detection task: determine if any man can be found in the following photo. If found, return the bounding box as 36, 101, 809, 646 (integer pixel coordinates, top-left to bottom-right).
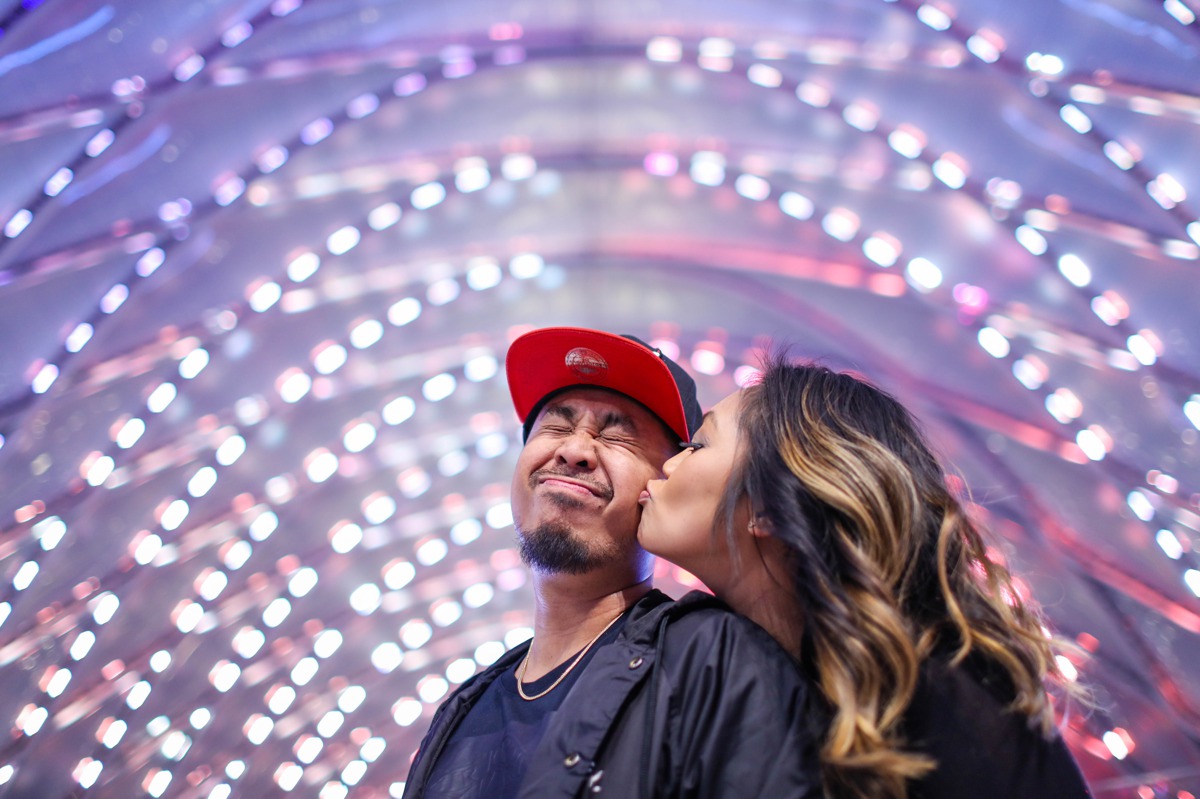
405, 327, 821, 798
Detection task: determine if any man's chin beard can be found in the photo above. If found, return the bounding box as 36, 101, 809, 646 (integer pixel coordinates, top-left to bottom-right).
517, 521, 605, 575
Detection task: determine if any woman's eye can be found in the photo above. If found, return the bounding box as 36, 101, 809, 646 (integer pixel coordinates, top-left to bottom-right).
679, 441, 705, 451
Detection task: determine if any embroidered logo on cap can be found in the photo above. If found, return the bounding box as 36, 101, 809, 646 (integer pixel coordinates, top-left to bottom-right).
565, 347, 608, 380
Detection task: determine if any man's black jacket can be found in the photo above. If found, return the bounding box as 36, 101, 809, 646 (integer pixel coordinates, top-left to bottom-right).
405, 589, 823, 798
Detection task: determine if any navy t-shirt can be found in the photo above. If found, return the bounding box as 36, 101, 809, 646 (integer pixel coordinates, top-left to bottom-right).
422, 616, 628, 799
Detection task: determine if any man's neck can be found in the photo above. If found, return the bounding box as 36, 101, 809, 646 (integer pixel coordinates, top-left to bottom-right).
522, 571, 653, 681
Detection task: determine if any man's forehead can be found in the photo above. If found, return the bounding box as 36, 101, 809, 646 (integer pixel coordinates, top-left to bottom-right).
539, 386, 650, 419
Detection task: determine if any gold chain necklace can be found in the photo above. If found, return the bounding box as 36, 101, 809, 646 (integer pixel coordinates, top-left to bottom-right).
516, 610, 626, 701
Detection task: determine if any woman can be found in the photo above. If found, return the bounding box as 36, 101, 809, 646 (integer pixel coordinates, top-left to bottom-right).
638, 357, 1089, 799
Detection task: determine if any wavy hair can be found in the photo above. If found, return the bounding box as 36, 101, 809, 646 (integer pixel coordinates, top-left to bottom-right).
719, 356, 1076, 798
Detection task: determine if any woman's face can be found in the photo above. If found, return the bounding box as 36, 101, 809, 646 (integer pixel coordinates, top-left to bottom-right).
637, 389, 746, 592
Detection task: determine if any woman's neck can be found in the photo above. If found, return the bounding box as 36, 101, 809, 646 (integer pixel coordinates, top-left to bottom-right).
719, 545, 804, 662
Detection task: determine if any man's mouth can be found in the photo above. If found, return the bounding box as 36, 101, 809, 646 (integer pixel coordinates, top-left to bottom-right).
532, 471, 612, 500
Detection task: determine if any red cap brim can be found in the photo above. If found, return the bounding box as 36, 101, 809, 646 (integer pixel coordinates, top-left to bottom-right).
506, 327, 690, 442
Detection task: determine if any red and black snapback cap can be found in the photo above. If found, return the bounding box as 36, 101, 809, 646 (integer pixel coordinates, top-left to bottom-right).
506, 327, 703, 443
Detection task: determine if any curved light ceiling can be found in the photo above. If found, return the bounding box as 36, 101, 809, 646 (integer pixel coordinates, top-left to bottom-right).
0, 1, 1198, 796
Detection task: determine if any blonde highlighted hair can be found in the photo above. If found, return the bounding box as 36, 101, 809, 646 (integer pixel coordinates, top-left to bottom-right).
720, 357, 1077, 798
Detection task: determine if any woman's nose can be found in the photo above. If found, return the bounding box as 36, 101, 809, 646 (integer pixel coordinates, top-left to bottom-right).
662, 448, 687, 477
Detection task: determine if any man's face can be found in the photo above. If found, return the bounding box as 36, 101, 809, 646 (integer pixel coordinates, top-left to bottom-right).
511, 387, 678, 576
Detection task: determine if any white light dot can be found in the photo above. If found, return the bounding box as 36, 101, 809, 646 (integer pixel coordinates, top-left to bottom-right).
12, 561, 38, 591
916, 3, 952, 30
1156, 529, 1183, 560
327, 226, 361, 256
1015, 225, 1048, 255
1102, 730, 1129, 760
1075, 429, 1106, 461
232, 627, 265, 658
466, 259, 502, 290
1185, 569, 1200, 598
486, 502, 513, 529
291, 657, 319, 686
92, 592, 120, 625
1127, 334, 1157, 366
175, 600, 204, 633
161, 499, 190, 531
288, 567, 319, 597
331, 521, 364, 552
690, 151, 725, 187
187, 466, 218, 498
411, 182, 446, 210
350, 583, 382, 615
344, 422, 377, 453
977, 327, 1011, 359
372, 643, 404, 673
126, 680, 152, 709
1057, 254, 1092, 287
474, 640, 506, 666
384, 559, 416, 589
400, 620, 433, 650
338, 686, 367, 713
249, 281, 282, 312
306, 449, 340, 484
779, 191, 814, 220
261, 597, 292, 629
31, 363, 59, 394
198, 570, 229, 602
392, 697, 423, 727
446, 658, 477, 684
287, 252, 321, 282
1127, 489, 1155, 522
70, 630, 96, 660
423, 373, 457, 402
509, 253, 544, 278
5, 208, 33, 237
150, 649, 172, 673
417, 676, 449, 704
350, 319, 384, 349
65, 323, 94, 353
932, 156, 967, 189
734, 174, 771, 201
387, 297, 422, 326
463, 582, 494, 608
246, 715, 274, 745
451, 519, 483, 545
317, 710, 345, 738
501, 153, 537, 180
86, 455, 115, 487
278, 370, 312, 403
179, 348, 210, 379
417, 538, 449, 566
268, 685, 297, 715
216, 434, 247, 466
821, 208, 859, 241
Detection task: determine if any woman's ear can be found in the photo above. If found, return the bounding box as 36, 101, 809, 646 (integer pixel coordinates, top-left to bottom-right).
747, 514, 774, 538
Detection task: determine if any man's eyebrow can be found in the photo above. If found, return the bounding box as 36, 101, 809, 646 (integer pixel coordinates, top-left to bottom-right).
541, 404, 577, 424
599, 410, 637, 433
539, 402, 639, 434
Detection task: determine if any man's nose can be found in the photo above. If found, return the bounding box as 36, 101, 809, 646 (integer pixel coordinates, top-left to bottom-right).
554, 430, 599, 469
